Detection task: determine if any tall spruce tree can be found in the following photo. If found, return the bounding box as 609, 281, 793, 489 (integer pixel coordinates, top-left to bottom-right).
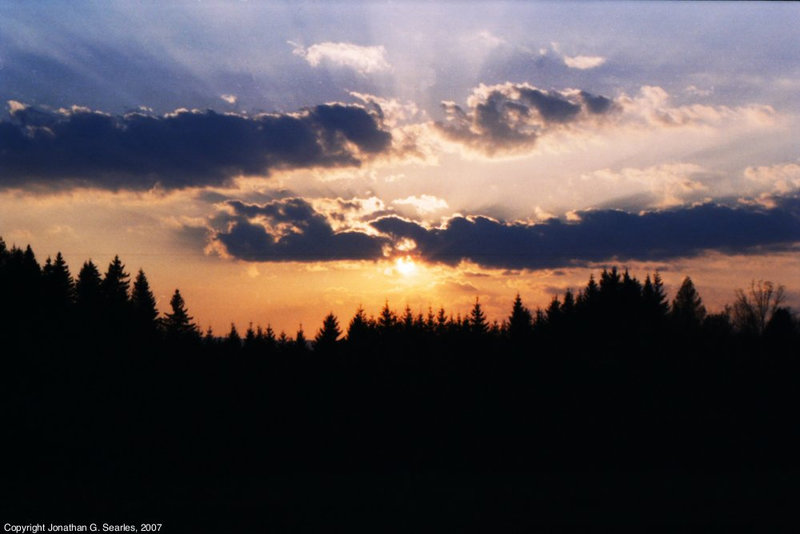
671, 276, 706, 329
131, 269, 159, 337
508, 293, 533, 342
315, 313, 342, 352
469, 297, 488, 335
163, 289, 197, 340
101, 255, 130, 306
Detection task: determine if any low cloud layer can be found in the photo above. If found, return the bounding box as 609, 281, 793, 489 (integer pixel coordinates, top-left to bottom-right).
210, 194, 800, 269
0, 101, 392, 190
214, 198, 390, 262
372, 198, 800, 269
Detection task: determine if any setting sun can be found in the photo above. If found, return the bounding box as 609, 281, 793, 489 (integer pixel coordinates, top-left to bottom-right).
394, 256, 419, 277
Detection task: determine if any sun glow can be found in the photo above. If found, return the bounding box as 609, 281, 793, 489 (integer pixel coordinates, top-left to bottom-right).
394, 256, 419, 277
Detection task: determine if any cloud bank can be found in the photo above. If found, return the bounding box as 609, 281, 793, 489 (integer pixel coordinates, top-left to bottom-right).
210, 195, 800, 269
0, 101, 392, 190
213, 198, 390, 261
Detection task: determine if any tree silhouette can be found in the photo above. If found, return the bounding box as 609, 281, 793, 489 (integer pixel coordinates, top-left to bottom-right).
469, 297, 488, 335
315, 313, 342, 353
163, 289, 197, 341
225, 323, 242, 350
42, 252, 75, 307
671, 276, 706, 329
642, 273, 669, 320
131, 269, 159, 337
377, 301, 397, 333
294, 325, 308, 354
76, 260, 103, 333
101, 255, 130, 306
731, 280, 786, 336
346, 306, 373, 350
508, 293, 533, 343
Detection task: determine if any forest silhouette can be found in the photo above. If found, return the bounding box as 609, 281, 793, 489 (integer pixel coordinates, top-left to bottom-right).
2, 237, 799, 530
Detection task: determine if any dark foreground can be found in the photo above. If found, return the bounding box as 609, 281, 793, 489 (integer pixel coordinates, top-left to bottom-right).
3, 335, 799, 533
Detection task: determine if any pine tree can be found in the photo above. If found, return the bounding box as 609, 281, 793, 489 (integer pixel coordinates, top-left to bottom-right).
295, 325, 308, 352
642, 273, 669, 322
101, 255, 130, 306
131, 269, 159, 334
671, 276, 706, 329
76, 260, 103, 323
347, 306, 371, 346
508, 293, 533, 342
315, 313, 342, 352
263, 324, 277, 353
43, 252, 75, 306
163, 289, 197, 340
402, 305, 414, 331
377, 301, 397, 332
469, 297, 488, 335
226, 323, 242, 350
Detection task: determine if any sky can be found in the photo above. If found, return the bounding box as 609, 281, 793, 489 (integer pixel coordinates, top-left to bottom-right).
2, 1, 800, 335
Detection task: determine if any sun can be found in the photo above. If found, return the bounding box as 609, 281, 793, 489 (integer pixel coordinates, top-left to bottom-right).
394, 256, 419, 277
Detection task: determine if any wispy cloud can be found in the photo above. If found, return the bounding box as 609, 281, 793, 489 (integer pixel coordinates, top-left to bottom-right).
291, 41, 391, 75
563, 55, 606, 70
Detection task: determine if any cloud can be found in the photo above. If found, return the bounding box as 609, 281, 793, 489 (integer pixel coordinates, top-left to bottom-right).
205, 192, 800, 269
212, 198, 390, 262
291, 41, 391, 75
563, 55, 606, 70
370, 196, 800, 269
434, 82, 775, 156
582, 163, 712, 208
436, 82, 617, 154
220, 94, 237, 105
0, 101, 392, 190
392, 194, 449, 215
745, 162, 800, 194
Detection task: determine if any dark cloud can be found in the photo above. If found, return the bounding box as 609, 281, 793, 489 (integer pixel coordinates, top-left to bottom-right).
371, 197, 800, 269
215, 198, 389, 262
209, 193, 800, 268
436, 83, 618, 154
0, 103, 392, 190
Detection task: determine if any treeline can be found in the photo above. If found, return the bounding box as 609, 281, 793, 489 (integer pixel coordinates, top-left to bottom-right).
1, 236, 797, 357
4, 237, 800, 529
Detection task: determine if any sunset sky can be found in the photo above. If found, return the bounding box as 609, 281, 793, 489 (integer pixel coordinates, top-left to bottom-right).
2, 1, 799, 335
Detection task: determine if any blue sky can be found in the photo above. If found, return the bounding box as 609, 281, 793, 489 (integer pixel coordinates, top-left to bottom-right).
2, 1, 799, 332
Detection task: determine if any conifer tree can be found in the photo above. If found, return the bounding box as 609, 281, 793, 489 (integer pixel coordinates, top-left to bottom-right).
671, 276, 706, 329
43, 252, 75, 305
101, 255, 130, 306
263, 324, 277, 353
295, 325, 308, 352
642, 273, 669, 323
243, 323, 257, 350
347, 306, 371, 345
508, 293, 533, 342
315, 313, 342, 352
226, 323, 242, 349
76, 260, 103, 318
469, 297, 488, 335
377, 301, 397, 332
163, 289, 197, 340
131, 269, 159, 333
